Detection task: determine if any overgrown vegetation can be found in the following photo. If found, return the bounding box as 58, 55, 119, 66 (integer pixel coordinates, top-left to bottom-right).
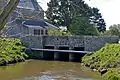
0, 38, 28, 66
82, 44, 120, 80
48, 29, 71, 36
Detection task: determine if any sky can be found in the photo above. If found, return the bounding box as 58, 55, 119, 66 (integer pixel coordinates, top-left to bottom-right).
38, 0, 120, 29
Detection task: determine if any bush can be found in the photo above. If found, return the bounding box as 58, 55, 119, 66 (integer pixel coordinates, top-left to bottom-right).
0, 38, 28, 65
48, 29, 71, 36
103, 69, 120, 80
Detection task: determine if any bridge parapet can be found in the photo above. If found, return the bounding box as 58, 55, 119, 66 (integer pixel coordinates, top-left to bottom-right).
44, 36, 84, 48
21, 36, 43, 49
20, 36, 119, 51
84, 36, 119, 51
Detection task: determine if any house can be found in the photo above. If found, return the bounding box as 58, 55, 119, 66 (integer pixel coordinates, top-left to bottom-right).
0, 0, 57, 37
1, 18, 57, 38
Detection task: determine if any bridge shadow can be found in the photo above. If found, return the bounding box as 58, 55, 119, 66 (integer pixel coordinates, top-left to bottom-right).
27, 46, 86, 63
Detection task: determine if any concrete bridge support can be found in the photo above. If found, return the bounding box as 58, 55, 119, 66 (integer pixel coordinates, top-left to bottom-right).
54, 47, 59, 60
69, 53, 74, 61
29, 50, 86, 62
54, 52, 59, 60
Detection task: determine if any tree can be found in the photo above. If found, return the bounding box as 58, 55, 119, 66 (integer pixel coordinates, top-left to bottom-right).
103, 24, 120, 36
46, 0, 106, 32
91, 8, 106, 33
0, 0, 20, 31
46, 0, 91, 28
69, 17, 99, 35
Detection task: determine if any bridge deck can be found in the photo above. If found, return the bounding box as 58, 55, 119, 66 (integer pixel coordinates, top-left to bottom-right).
31, 48, 93, 54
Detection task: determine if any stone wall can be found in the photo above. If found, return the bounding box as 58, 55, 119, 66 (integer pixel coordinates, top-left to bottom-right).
21, 36, 119, 51
21, 36, 43, 49
84, 36, 119, 51
44, 36, 84, 48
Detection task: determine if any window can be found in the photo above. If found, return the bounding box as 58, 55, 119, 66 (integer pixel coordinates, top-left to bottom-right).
34, 29, 40, 35
45, 30, 48, 35
41, 29, 44, 35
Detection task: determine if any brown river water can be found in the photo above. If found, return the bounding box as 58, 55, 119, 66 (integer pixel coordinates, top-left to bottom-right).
0, 60, 102, 80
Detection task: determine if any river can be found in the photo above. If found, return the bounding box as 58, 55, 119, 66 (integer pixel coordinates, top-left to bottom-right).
0, 60, 101, 80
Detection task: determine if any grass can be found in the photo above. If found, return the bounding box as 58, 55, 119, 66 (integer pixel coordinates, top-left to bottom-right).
82, 44, 120, 80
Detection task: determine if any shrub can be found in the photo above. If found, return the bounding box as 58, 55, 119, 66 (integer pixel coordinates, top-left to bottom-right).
0, 38, 28, 65
48, 29, 71, 36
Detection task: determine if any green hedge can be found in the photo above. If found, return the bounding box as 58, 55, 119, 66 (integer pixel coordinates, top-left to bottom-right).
82, 44, 120, 80
0, 38, 28, 65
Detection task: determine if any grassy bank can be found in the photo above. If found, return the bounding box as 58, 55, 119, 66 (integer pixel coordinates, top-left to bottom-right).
82, 44, 120, 80
0, 38, 28, 66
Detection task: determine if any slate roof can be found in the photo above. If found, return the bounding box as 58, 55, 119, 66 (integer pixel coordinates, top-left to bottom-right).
23, 20, 48, 27
17, 0, 43, 11
15, 18, 57, 29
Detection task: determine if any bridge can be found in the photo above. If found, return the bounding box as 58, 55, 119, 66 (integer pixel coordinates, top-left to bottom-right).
28, 48, 93, 62
22, 36, 119, 62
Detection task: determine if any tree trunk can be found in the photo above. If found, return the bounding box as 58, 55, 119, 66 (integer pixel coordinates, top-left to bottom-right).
0, 0, 20, 31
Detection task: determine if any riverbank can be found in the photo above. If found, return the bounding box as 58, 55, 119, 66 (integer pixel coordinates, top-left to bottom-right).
82, 44, 120, 80
0, 38, 28, 66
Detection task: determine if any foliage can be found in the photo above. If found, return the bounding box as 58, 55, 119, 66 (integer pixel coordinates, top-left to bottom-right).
90, 8, 106, 33
46, 0, 106, 32
82, 44, 120, 80
103, 69, 120, 80
103, 24, 120, 37
48, 29, 71, 36
69, 17, 99, 35
0, 38, 28, 66
0, 0, 20, 31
